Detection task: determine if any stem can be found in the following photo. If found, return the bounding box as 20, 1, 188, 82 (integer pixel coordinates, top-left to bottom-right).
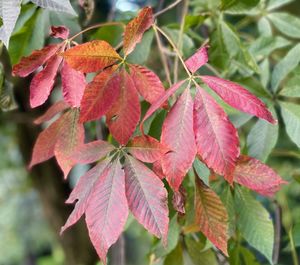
154, 0, 183, 18
153, 26, 172, 87
289, 229, 299, 265
154, 25, 192, 78
173, 0, 189, 83
69, 21, 125, 41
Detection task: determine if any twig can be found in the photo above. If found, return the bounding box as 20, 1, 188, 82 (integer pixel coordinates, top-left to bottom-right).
154, 0, 183, 18
153, 26, 172, 87
289, 229, 299, 265
272, 201, 281, 264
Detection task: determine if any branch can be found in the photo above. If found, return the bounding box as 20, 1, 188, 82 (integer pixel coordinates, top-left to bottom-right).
154, 0, 183, 18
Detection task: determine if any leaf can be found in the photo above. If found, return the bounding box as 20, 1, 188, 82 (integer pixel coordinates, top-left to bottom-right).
233, 156, 286, 197
63, 40, 121, 73
280, 102, 300, 148
258, 17, 272, 37
279, 72, 300, 97
161, 89, 196, 191
126, 135, 170, 163
54, 109, 85, 177
61, 61, 86, 107
106, 69, 140, 145
221, 0, 260, 13
267, 0, 294, 11
163, 243, 183, 265
194, 179, 229, 255
234, 187, 274, 264
201, 75, 276, 124
271, 43, 300, 92
129, 64, 165, 104
268, 12, 300, 39
124, 156, 169, 242
185, 45, 209, 74
61, 158, 111, 232
0, 0, 21, 47
50, 25, 70, 39
247, 108, 278, 162
29, 55, 63, 108
12, 44, 60, 77
141, 80, 186, 133
193, 158, 210, 187
70, 140, 115, 165
193, 87, 239, 182
30, 0, 76, 16
185, 236, 218, 265
34, 100, 69, 124
79, 68, 120, 122
123, 7, 154, 56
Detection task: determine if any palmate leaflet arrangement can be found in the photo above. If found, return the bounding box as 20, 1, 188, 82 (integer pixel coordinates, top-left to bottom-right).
12, 6, 286, 264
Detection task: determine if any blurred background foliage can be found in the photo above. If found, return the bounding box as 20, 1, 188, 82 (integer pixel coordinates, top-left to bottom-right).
1, 0, 300, 264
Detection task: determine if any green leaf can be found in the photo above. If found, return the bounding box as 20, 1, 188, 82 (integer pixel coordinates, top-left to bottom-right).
247, 107, 278, 162
193, 158, 210, 186
267, 0, 295, 11
221, 0, 260, 14
271, 43, 300, 92
163, 243, 183, 265
234, 187, 274, 264
280, 102, 300, 148
127, 30, 154, 65
185, 236, 218, 265
258, 17, 272, 37
249, 36, 290, 57
89, 25, 123, 47
9, 9, 47, 65
260, 59, 270, 87
184, 15, 205, 30
221, 185, 236, 237
279, 70, 300, 97
268, 12, 300, 39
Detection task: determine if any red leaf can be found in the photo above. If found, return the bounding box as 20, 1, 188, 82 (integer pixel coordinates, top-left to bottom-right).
54, 109, 85, 177
185, 45, 208, 73
34, 100, 69, 124
161, 89, 197, 191
194, 179, 229, 256
85, 160, 128, 264
152, 160, 165, 180
50, 25, 70, 39
124, 155, 169, 243
30, 55, 63, 108
70, 140, 115, 164
12, 44, 60, 77
61, 158, 111, 232
129, 65, 165, 104
140, 80, 186, 133
123, 7, 154, 56
106, 69, 140, 145
126, 135, 170, 163
79, 68, 120, 122
201, 76, 276, 124
193, 87, 240, 181
61, 61, 86, 107
63, 40, 121, 73
233, 156, 287, 197
29, 110, 70, 168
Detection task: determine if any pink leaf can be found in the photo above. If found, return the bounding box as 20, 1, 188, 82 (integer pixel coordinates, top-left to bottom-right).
140, 80, 186, 133
152, 160, 165, 180
79, 68, 120, 122
30, 55, 63, 108
85, 160, 128, 264
233, 156, 287, 197
124, 155, 169, 243
123, 7, 154, 56
185, 45, 208, 73
54, 109, 85, 178
50, 25, 70, 39
61, 158, 111, 232
61, 61, 86, 107
130, 65, 165, 104
201, 76, 276, 124
70, 140, 115, 164
193, 87, 240, 182
106, 69, 140, 145
126, 135, 170, 163
34, 100, 69, 124
12, 44, 60, 77
161, 89, 197, 191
